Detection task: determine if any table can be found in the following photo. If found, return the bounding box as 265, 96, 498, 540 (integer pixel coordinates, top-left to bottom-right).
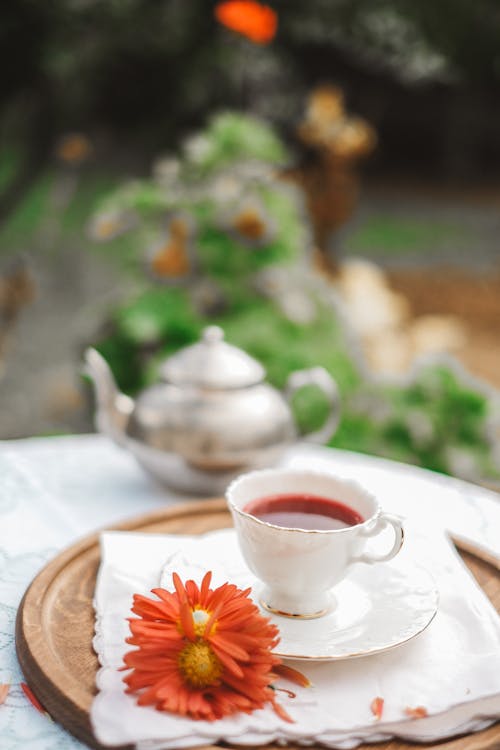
1, 434, 500, 750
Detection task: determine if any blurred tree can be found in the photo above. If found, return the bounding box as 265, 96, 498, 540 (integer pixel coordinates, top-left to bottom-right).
2, 0, 500, 222
288, 85, 376, 271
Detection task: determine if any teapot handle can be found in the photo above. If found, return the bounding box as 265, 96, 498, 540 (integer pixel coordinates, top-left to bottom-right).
285, 366, 341, 444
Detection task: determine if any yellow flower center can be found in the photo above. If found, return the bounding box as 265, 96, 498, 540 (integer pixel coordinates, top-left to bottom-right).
178, 641, 223, 688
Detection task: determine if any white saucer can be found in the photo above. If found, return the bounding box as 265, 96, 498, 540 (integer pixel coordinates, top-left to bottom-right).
256, 564, 438, 660
159, 528, 439, 662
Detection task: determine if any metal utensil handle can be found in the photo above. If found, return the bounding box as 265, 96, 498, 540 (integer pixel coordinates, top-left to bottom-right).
350, 513, 405, 564
285, 366, 341, 444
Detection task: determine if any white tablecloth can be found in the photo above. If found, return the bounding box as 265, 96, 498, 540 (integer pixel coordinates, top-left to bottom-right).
0, 434, 499, 750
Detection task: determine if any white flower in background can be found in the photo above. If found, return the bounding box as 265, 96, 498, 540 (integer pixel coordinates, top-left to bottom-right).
254, 265, 290, 296
184, 134, 211, 164
254, 266, 317, 324
348, 392, 393, 425
485, 400, 500, 477
335, 259, 468, 377
233, 161, 275, 183
405, 409, 434, 447
210, 163, 276, 207
337, 259, 409, 338
211, 174, 244, 205
410, 315, 466, 357
444, 446, 481, 481
485, 399, 500, 441
153, 157, 181, 187
278, 291, 317, 324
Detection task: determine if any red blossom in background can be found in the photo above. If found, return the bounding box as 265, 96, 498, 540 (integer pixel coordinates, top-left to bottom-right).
215, 1, 278, 44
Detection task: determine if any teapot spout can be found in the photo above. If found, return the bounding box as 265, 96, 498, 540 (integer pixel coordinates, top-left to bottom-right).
84, 348, 134, 446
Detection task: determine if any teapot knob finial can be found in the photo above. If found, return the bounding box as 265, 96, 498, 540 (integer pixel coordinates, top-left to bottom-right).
203, 325, 224, 344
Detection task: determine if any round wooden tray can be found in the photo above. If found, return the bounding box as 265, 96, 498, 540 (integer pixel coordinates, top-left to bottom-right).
15, 498, 500, 750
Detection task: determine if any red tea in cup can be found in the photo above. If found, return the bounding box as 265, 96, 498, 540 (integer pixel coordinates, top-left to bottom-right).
243, 493, 364, 530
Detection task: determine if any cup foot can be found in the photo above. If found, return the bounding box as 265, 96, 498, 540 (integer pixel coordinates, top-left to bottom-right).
259, 591, 336, 620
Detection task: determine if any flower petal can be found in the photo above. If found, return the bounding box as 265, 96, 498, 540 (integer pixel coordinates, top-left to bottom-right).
271, 696, 294, 723
179, 600, 196, 641
210, 632, 250, 662
185, 579, 199, 604
405, 705, 428, 719
371, 696, 384, 720
210, 643, 245, 678
274, 663, 312, 688
21, 683, 48, 717
200, 571, 212, 601
0, 683, 10, 705
172, 572, 186, 600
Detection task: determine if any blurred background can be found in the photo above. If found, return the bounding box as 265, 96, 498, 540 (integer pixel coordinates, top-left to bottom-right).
1, 0, 499, 483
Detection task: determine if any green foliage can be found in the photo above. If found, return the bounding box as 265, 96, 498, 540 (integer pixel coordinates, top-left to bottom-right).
90, 112, 307, 286
333, 364, 498, 480
102, 180, 170, 216
182, 112, 289, 176
88, 112, 499, 483
94, 334, 144, 395
216, 299, 359, 393
0, 167, 123, 262
345, 215, 464, 257
0, 172, 54, 248
114, 288, 202, 346
0, 147, 23, 193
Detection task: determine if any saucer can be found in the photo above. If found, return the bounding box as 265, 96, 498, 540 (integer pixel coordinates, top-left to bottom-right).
255, 564, 438, 660
159, 528, 439, 662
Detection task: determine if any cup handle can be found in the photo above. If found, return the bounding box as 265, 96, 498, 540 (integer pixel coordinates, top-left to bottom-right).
350, 513, 404, 564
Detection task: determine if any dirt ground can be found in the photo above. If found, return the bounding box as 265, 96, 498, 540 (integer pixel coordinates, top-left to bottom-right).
388, 267, 500, 390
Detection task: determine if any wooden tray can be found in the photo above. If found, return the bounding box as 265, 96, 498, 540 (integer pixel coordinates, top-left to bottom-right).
15, 498, 500, 750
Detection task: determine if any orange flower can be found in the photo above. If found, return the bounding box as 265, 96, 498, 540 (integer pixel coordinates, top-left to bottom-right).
150, 218, 191, 278
233, 207, 268, 241
123, 572, 304, 722
215, 1, 277, 44
56, 133, 92, 164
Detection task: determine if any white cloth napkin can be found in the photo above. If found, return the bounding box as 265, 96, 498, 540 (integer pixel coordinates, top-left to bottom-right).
91, 524, 500, 749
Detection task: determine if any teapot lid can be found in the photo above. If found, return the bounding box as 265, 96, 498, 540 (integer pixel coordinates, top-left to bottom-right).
160, 326, 265, 389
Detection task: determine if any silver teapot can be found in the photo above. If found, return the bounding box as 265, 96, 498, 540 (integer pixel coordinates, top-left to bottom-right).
85, 326, 340, 494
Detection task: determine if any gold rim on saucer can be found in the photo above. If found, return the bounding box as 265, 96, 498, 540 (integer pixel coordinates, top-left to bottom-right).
259, 599, 331, 619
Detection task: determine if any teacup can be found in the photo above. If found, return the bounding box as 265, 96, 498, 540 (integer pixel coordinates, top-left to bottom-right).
226, 468, 404, 618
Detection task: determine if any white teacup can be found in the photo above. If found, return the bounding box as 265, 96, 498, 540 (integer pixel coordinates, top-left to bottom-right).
226, 468, 404, 618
